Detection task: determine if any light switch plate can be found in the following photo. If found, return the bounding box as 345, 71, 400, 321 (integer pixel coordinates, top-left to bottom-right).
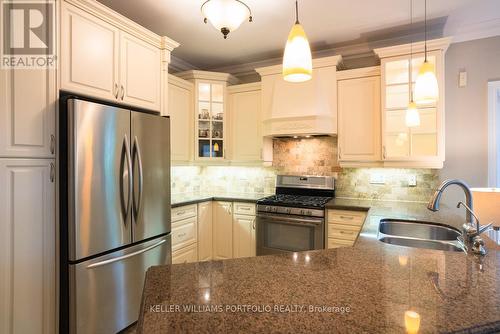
370, 173, 385, 185
459, 71, 467, 87
408, 175, 417, 187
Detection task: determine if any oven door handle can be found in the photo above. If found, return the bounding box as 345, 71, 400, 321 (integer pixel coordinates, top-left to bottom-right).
257, 214, 324, 226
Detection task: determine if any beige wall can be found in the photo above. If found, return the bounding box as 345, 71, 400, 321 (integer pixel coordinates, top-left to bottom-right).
439, 36, 500, 206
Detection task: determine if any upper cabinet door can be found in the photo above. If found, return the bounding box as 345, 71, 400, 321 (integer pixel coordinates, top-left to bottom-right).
0, 68, 55, 158
61, 3, 119, 101
169, 77, 193, 162
119, 32, 161, 111
228, 87, 263, 162
338, 76, 381, 162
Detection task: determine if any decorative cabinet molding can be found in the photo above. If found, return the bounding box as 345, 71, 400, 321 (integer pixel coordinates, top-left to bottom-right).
0, 159, 56, 334
337, 69, 381, 164
228, 82, 273, 164
256, 55, 342, 137
60, 0, 178, 112
0, 68, 56, 158
168, 74, 194, 162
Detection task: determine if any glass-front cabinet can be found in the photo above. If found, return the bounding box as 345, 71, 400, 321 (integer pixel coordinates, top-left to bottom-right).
197, 82, 225, 159
176, 70, 238, 161
376, 38, 449, 168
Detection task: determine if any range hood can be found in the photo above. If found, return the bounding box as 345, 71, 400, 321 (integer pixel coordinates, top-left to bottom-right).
256, 55, 342, 137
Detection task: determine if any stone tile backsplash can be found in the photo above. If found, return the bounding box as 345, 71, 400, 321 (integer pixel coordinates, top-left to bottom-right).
171, 137, 440, 202
335, 168, 439, 202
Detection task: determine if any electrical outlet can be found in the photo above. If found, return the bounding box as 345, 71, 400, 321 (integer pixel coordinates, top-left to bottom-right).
408, 175, 417, 187
370, 173, 385, 185
459, 71, 467, 87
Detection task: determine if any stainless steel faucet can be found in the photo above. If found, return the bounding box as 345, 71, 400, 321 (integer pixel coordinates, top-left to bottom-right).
427, 179, 474, 223
428, 179, 492, 255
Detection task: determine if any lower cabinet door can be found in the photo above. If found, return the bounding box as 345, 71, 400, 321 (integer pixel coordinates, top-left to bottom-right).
0, 159, 55, 334
172, 243, 198, 264
233, 214, 256, 258
213, 202, 233, 260
197, 201, 213, 261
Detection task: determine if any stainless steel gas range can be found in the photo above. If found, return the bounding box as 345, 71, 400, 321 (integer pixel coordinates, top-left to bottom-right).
256, 175, 334, 255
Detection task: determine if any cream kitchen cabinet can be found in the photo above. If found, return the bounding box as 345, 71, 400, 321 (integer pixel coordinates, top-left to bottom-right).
228, 83, 273, 163
212, 201, 233, 260
0, 159, 56, 334
374, 38, 450, 168
176, 71, 239, 161
119, 32, 161, 111
197, 201, 213, 261
61, 3, 119, 102
61, 1, 177, 112
337, 68, 381, 165
232, 203, 256, 258
0, 67, 56, 158
326, 209, 367, 249
171, 204, 198, 264
168, 75, 194, 162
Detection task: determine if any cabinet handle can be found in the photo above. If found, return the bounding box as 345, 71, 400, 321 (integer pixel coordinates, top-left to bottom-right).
176, 211, 186, 216
177, 232, 187, 238
339, 216, 354, 220
339, 146, 342, 159
113, 83, 118, 99
50, 163, 55, 183
120, 85, 125, 100
383, 146, 387, 159
252, 218, 256, 230
339, 230, 354, 234
50, 134, 55, 155
228, 204, 232, 215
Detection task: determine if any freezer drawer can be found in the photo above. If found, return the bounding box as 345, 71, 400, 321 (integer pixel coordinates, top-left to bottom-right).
69, 234, 171, 334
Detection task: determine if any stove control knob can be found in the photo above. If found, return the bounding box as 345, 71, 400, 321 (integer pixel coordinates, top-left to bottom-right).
272, 207, 277, 212
307, 210, 312, 216
265, 206, 271, 211
300, 209, 305, 215
286, 208, 291, 214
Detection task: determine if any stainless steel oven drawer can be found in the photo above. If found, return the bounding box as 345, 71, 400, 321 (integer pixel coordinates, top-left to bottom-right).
69, 234, 171, 334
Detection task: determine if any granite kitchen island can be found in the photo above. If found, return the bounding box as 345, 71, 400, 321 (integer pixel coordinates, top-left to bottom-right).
137, 200, 500, 333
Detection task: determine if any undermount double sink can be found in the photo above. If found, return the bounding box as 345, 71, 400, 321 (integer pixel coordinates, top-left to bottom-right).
378, 219, 465, 252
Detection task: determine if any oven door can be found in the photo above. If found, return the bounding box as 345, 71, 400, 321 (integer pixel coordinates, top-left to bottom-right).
256, 213, 324, 256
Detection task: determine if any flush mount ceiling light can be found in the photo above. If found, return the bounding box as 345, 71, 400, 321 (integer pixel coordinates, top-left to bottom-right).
406, 0, 420, 128
201, 0, 252, 39
282, 1, 312, 83
414, 0, 439, 104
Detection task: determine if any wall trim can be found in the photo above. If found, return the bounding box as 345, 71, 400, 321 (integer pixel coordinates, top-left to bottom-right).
488, 80, 500, 187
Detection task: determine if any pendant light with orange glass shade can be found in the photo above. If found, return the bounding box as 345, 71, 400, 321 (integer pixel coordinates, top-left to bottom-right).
406, 0, 420, 127
414, 0, 439, 104
282, 1, 312, 83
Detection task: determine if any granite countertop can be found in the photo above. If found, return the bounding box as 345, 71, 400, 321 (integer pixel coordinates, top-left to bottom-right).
138, 199, 500, 334
171, 193, 272, 208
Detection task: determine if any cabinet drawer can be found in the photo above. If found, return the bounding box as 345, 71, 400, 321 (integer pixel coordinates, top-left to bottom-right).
171, 204, 197, 222
172, 243, 198, 264
328, 238, 354, 249
172, 216, 197, 251
328, 224, 361, 241
234, 202, 256, 216
327, 210, 366, 226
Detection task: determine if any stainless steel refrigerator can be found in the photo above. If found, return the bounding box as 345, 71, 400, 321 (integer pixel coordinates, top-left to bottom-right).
59, 97, 171, 334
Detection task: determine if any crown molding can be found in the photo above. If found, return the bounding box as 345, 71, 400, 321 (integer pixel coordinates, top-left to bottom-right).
336, 66, 381, 80
227, 82, 261, 93
449, 18, 500, 44
175, 70, 240, 85
373, 37, 452, 58
168, 74, 194, 90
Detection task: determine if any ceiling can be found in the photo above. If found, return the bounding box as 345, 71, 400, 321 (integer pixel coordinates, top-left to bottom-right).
97, 0, 500, 70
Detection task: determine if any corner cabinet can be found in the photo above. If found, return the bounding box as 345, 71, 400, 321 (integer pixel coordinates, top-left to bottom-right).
337, 67, 381, 165
374, 38, 450, 168
212, 201, 233, 260
176, 71, 239, 161
60, 0, 178, 112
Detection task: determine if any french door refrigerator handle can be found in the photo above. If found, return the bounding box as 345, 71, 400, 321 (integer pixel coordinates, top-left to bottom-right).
85, 239, 167, 269
132, 136, 144, 222
120, 135, 133, 225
